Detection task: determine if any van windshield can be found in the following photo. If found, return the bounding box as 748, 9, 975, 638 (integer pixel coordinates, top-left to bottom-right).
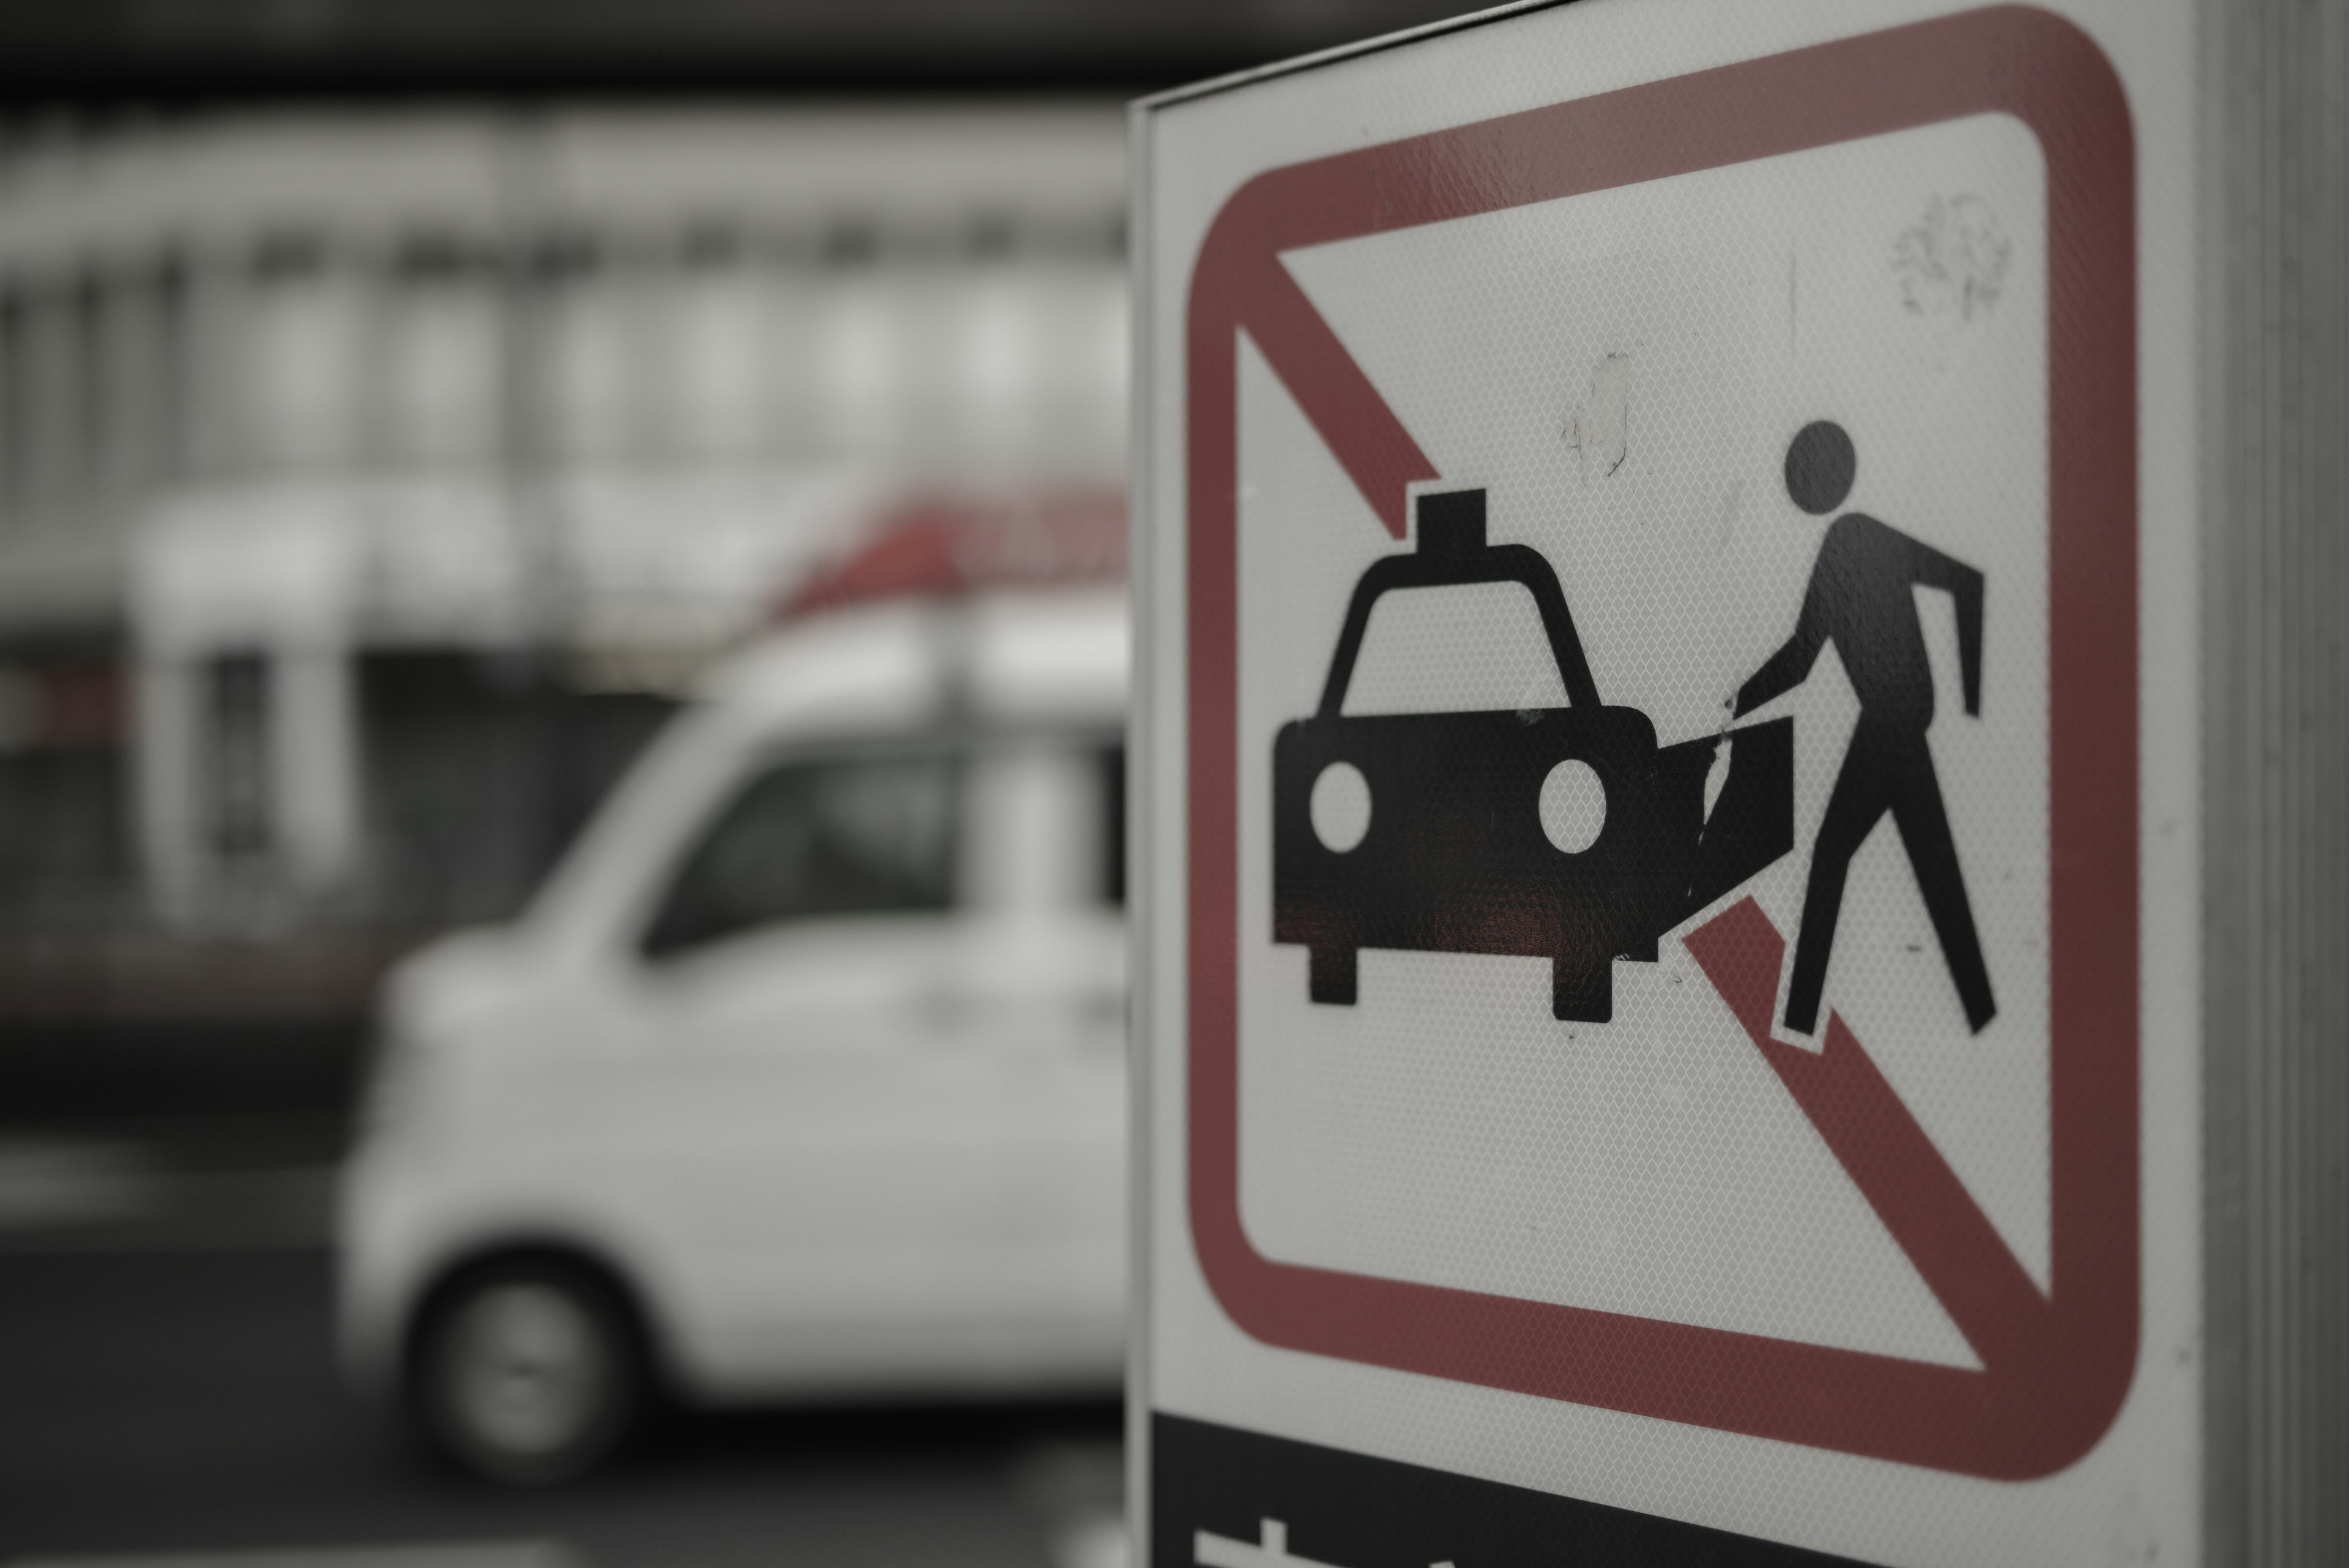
640, 748, 963, 959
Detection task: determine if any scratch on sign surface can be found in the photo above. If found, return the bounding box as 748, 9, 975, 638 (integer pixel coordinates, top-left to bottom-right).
1565, 352, 1630, 480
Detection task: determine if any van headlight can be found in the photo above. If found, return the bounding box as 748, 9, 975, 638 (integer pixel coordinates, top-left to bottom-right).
357, 1017, 432, 1147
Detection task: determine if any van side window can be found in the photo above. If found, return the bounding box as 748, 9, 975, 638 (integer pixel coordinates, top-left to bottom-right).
641, 750, 963, 959
1097, 744, 1126, 906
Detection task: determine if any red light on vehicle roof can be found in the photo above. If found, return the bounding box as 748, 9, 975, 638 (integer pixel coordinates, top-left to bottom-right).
776, 486, 1126, 622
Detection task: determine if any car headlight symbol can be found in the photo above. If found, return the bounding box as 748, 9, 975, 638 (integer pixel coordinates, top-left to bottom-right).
1310, 760, 1372, 853
1540, 757, 1607, 853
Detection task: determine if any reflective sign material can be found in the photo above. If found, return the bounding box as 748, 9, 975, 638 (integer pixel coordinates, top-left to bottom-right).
1134, 2, 2203, 1564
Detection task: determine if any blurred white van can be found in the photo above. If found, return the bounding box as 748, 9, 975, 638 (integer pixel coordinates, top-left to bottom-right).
339, 498, 1129, 1484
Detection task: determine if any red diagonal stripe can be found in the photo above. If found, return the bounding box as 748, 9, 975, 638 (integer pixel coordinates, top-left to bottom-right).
1683, 897, 2051, 1373
1236, 253, 1439, 538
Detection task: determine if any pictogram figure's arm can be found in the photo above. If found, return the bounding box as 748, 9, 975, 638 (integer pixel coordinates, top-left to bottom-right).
1906, 536, 1986, 716
1734, 571, 1831, 717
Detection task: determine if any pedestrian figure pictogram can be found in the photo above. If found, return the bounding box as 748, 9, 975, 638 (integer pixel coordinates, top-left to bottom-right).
1735, 420, 1998, 1036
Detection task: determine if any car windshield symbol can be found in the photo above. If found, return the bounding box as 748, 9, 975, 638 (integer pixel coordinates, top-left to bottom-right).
1272, 489, 1796, 1023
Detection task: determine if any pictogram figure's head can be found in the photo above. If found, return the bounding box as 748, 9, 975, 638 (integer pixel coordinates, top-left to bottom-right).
1784, 420, 1856, 515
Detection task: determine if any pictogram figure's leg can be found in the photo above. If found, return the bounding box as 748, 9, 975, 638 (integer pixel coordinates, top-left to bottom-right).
1553, 956, 1613, 1023
1888, 739, 1998, 1032
1784, 741, 1894, 1035
1310, 946, 1357, 1005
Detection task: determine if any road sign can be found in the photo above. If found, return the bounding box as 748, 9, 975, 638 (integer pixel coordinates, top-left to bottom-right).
1132, 4, 2205, 1564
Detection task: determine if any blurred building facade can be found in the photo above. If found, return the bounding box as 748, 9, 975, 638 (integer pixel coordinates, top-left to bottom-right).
0, 106, 1127, 957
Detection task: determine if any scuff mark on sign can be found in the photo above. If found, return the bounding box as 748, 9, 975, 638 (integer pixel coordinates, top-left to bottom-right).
1565, 352, 1630, 480
1893, 194, 2010, 321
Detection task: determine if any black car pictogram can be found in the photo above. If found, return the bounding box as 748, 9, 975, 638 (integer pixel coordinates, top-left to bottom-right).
1273, 489, 1796, 1023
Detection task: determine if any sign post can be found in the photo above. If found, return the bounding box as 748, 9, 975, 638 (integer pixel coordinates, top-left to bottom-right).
1130, 2, 2343, 1563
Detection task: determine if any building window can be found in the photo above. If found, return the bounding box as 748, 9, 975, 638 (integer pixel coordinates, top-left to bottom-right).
207, 652, 272, 862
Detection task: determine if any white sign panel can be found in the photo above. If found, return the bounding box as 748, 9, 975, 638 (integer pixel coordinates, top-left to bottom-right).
1133, 2, 2201, 1564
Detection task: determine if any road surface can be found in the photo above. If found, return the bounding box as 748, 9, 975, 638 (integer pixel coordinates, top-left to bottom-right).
0, 1245, 1123, 1568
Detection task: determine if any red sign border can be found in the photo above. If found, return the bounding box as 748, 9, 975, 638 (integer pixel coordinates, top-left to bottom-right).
1182, 5, 2137, 1479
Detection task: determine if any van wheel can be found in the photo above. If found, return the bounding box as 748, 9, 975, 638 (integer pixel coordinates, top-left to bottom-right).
409, 1257, 643, 1485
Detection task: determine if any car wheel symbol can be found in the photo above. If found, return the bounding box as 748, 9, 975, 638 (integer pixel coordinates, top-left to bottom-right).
1539, 757, 1606, 853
